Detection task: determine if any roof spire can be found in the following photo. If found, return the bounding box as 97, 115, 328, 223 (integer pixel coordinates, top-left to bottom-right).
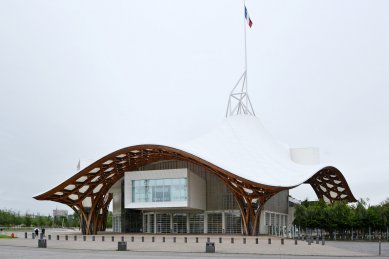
226, 70, 255, 117
226, 1, 255, 117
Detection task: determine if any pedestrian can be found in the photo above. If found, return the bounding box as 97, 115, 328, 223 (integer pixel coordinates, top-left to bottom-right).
34, 228, 39, 237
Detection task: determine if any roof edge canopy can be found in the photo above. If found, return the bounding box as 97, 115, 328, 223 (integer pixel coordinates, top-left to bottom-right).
34, 144, 356, 203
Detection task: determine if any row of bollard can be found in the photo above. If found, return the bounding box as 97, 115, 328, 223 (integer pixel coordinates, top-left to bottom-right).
31, 234, 383, 256
29, 233, 331, 254
26, 231, 326, 250
25, 232, 312, 245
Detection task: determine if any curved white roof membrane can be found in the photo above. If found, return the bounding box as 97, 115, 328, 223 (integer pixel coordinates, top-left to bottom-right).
176, 115, 325, 187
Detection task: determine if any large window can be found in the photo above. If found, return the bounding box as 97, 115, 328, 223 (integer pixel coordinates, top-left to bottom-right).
132, 178, 187, 203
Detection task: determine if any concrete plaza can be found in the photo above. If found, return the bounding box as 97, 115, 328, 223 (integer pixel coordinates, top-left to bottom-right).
0, 231, 388, 258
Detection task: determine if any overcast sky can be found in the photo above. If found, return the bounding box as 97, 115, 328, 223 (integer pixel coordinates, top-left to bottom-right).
1, 0, 388, 216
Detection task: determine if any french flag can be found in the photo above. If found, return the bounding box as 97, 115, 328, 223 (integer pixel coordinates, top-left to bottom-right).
245, 6, 253, 28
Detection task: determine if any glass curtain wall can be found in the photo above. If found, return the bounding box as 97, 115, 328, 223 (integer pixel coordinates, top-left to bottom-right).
113, 215, 121, 232
189, 213, 204, 234
132, 178, 187, 203
172, 213, 187, 233
156, 213, 171, 233
207, 213, 223, 234
225, 211, 242, 234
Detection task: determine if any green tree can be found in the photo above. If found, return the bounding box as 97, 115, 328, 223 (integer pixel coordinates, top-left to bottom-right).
24, 215, 32, 227
106, 211, 113, 228
293, 202, 307, 229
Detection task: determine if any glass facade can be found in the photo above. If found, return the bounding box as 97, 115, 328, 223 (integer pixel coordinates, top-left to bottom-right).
113, 215, 121, 232
132, 178, 187, 203
189, 213, 204, 234
141, 211, 241, 234
172, 213, 187, 233
225, 211, 242, 234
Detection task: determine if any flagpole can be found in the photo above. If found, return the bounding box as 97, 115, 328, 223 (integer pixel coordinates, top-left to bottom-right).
243, 0, 248, 95
244, 0, 248, 72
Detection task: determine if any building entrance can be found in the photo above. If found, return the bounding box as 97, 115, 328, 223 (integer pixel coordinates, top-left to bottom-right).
172, 213, 187, 233
156, 213, 171, 233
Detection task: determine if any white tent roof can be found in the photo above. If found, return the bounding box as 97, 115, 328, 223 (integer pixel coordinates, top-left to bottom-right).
175, 115, 326, 187
35, 113, 356, 205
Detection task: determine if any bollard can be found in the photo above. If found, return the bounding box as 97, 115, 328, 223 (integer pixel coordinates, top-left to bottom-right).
83, 235, 86, 241
38, 239, 47, 248
112, 236, 114, 242
281, 238, 284, 245
122, 236, 125, 242
142, 236, 144, 242
92, 236, 95, 241
74, 235, 77, 241
184, 237, 187, 243
32, 233, 35, 239
57, 235, 59, 240
206, 242, 215, 253
322, 236, 325, 245
131, 236, 134, 242
195, 237, 198, 243
308, 238, 311, 245
48, 235, 51, 240
295, 239, 298, 245
379, 240, 381, 256
65, 235, 68, 241
118, 241, 127, 251
268, 238, 271, 244
25, 232, 27, 239
102, 236, 105, 242
173, 237, 176, 243
207, 237, 210, 242
219, 237, 222, 243
152, 236, 155, 242
163, 237, 166, 243
316, 236, 319, 244
243, 238, 246, 244
231, 237, 234, 244
255, 238, 258, 244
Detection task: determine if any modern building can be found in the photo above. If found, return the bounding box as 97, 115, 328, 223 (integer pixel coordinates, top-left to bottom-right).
34, 113, 356, 235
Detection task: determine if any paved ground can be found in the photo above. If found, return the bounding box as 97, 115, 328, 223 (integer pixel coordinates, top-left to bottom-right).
0, 246, 387, 259
0, 231, 388, 258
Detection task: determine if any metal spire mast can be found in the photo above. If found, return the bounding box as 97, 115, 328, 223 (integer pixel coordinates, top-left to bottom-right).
226, 0, 255, 117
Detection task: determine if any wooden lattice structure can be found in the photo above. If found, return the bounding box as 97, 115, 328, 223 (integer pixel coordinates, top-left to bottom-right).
34, 145, 356, 235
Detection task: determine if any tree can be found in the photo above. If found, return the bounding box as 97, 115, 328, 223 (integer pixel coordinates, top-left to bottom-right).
106, 211, 113, 228
24, 215, 32, 227
293, 202, 307, 229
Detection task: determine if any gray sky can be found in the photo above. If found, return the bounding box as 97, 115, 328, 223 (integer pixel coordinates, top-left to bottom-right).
1, 0, 388, 216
